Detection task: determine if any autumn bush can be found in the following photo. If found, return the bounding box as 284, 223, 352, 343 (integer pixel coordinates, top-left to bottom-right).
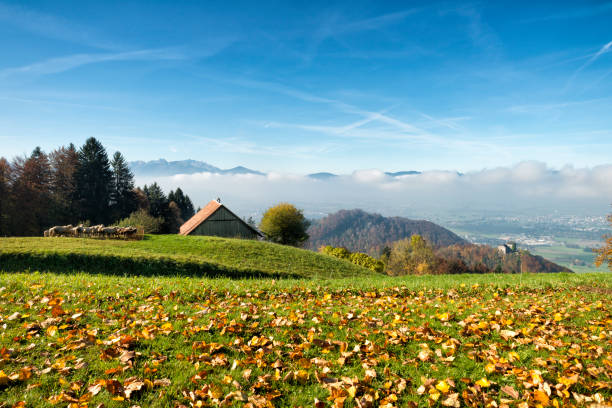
320, 245, 384, 274
319, 245, 351, 259
116, 209, 164, 234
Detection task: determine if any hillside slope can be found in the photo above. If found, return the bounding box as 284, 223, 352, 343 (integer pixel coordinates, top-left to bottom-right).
306, 209, 466, 254
0, 235, 374, 279
436, 244, 573, 273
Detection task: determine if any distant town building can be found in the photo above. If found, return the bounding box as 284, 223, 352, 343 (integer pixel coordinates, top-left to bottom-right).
179, 200, 263, 239
498, 242, 518, 255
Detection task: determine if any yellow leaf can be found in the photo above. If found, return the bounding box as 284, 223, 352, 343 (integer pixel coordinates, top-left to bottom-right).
0, 371, 8, 386
476, 377, 491, 388
436, 312, 450, 322
436, 380, 451, 393
429, 389, 441, 401
534, 390, 550, 407
296, 369, 309, 384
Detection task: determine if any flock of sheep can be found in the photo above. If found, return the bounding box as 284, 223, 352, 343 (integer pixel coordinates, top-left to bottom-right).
43, 224, 140, 239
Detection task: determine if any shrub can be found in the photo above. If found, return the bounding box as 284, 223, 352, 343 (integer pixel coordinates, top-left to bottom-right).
320, 245, 384, 273
349, 252, 385, 274
319, 245, 351, 259
116, 209, 163, 234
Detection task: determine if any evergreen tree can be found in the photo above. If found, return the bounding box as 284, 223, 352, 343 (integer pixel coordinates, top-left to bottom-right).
49, 144, 79, 225
144, 182, 167, 219
0, 157, 13, 236
74, 137, 113, 224
166, 201, 183, 233
168, 188, 195, 220
110, 151, 137, 221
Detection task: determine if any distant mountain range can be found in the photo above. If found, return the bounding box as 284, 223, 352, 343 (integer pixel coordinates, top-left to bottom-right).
129, 159, 264, 177
306, 209, 466, 254
129, 159, 422, 179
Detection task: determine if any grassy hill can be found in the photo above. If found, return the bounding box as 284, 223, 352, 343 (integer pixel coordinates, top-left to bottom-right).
0, 235, 374, 279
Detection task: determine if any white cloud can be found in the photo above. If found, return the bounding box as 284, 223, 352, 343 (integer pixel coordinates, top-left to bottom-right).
136, 161, 612, 219
0, 48, 186, 79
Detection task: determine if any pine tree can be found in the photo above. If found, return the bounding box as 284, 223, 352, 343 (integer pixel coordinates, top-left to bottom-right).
144, 182, 167, 219
168, 188, 195, 221
110, 151, 137, 221
74, 138, 113, 224
166, 201, 183, 233
49, 144, 79, 225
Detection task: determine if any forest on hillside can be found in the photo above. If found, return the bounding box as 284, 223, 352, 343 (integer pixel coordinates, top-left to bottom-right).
436, 244, 573, 274
307, 209, 466, 255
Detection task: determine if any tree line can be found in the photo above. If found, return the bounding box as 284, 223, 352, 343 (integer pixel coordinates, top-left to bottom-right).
321, 234, 572, 275
0, 137, 194, 236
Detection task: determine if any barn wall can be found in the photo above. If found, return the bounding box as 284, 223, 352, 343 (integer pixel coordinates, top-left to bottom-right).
190, 207, 259, 239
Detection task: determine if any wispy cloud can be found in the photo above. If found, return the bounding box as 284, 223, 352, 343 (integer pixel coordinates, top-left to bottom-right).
0, 48, 186, 79
222, 75, 503, 155
505, 97, 609, 114
0, 95, 124, 111
298, 7, 421, 62
440, 4, 502, 56
180, 133, 340, 160
566, 40, 612, 88
320, 8, 421, 37
575, 41, 612, 73
0, 2, 120, 50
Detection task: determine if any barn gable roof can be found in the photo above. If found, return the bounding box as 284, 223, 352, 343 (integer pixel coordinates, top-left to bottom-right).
178, 200, 263, 237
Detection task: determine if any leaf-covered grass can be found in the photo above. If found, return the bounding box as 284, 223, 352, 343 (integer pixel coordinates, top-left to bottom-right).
0, 235, 374, 279
0, 272, 610, 407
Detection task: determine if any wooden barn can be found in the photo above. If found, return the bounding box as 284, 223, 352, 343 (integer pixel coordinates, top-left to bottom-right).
179, 200, 262, 239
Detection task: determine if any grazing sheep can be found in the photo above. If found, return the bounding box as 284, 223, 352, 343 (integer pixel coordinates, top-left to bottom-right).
70, 225, 84, 237
44, 224, 140, 239
100, 226, 118, 238
117, 227, 138, 239
48, 225, 73, 237
81, 226, 94, 236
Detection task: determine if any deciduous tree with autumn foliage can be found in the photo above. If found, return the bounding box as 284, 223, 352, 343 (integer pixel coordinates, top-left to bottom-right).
259, 203, 310, 246
595, 210, 612, 271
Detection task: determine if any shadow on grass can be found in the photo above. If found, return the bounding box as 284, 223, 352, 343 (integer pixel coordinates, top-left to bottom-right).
0, 253, 301, 280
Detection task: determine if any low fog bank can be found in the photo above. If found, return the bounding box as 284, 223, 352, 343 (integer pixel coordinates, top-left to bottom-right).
135, 161, 612, 221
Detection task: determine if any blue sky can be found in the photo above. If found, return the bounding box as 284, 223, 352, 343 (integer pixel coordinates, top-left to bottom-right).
1, 1, 611, 173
